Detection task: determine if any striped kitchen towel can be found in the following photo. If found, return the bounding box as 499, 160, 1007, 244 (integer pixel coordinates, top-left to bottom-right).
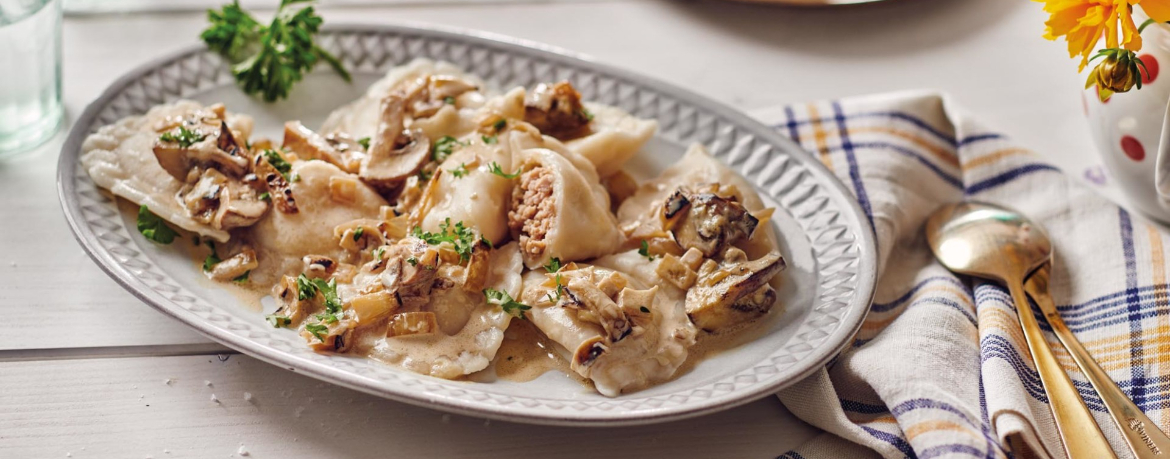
755, 91, 1170, 459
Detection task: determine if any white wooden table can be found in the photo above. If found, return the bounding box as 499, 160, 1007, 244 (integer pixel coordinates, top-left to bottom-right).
1, 1, 1100, 457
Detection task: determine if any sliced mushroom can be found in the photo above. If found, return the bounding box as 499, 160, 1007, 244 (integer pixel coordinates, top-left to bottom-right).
461, 240, 492, 293
387, 311, 439, 337
523, 81, 592, 140
205, 246, 258, 282
283, 121, 364, 174
664, 188, 759, 258
379, 238, 441, 310
271, 275, 313, 326
302, 319, 356, 353
560, 276, 631, 343
360, 95, 432, 195
180, 168, 268, 230
403, 75, 479, 118
301, 255, 338, 279
334, 219, 388, 253
153, 115, 250, 181
253, 151, 298, 214
686, 251, 786, 331
349, 290, 401, 324
573, 336, 608, 369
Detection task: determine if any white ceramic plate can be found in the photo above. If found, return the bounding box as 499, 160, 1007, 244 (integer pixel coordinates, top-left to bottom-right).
57, 24, 876, 426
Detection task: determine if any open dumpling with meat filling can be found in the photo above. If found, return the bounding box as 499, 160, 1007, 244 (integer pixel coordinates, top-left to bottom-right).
519, 261, 696, 396
506, 147, 623, 269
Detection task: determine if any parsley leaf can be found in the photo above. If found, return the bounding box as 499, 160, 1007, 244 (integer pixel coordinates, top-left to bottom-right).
201, 0, 350, 102
374, 247, 385, 260
158, 126, 206, 148
484, 288, 530, 319
449, 163, 470, 178
304, 323, 328, 342
406, 256, 418, 266
411, 218, 478, 263
488, 162, 520, 179
443, 96, 456, 105
432, 136, 463, 162
357, 137, 371, 150
492, 118, 506, 132
202, 241, 222, 272
481, 135, 497, 145
638, 240, 656, 261
581, 108, 595, 122
258, 192, 271, 201
543, 257, 562, 273
266, 314, 292, 328
295, 273, 318, 301
136, 205, 178, 244
312, 277, 342, 314
353, 227, 364, 241
262, 149, 292, 180
232, 270, 251, 284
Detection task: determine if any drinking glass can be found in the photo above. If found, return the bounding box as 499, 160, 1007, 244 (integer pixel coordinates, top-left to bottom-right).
0, 0, 62, 155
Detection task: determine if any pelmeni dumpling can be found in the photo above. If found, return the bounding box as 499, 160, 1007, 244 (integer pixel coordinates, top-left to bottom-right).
507, 147, 623, 269
415, 142, 515, 245
369, 242, 523, 379
80, 100, 255, 242
519, 260, 696, 396
565, 103, 657, 178
250, 160, 387, 276
320, 58, 487, 140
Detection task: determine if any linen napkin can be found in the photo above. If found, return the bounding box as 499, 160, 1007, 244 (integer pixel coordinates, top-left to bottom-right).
753, 91, 1170, 459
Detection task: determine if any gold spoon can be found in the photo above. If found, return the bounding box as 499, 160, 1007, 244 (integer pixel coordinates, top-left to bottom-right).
926, 201, 1116, 459
1027, 262, 1170, 458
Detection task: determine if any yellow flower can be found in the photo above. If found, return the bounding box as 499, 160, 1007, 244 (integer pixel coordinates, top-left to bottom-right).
1035, 0, 1170, 70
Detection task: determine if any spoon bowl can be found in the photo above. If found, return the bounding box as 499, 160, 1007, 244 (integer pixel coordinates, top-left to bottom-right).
925, 202, 1052, 281
924, 201, 1116, 459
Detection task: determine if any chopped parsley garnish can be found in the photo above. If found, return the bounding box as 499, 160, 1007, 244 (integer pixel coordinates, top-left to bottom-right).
158, 126, 206, 148
200, 0, 350, 102
357, 137, 371, 150
411, 218, 478, 263
640, 306, 650, 313
638, 240, 656, 261
314, 313, 339, 324
295, 273, 317, 301
290, 173, 301, 182
543, 257, 562, 273
232, 271, 250, 284
432, 136, 463, 162
545, 273, 564, 303
488, 162, 520, 179
492, 118, 506, 132
262, 149, 292, 180
485, 288, 530, 319
353, 227, 364, 241
449, 163, 470, 178
480, 235, 494, 249
581, 108, 594, 122
443, 96, 456, 105
266, 314, 292, 328
258, 192, 271, 201
315, 278, 342, 314
418, 169, 433, 182
481, 135, 497, 144
136, 205, 178, 244
374, 247, 385, 260
304, 323, 328, 342
406, 256, 418, 266
202, 241, 222, 272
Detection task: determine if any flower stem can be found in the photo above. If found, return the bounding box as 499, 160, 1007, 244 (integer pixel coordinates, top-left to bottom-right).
1139, 18, 1158, 34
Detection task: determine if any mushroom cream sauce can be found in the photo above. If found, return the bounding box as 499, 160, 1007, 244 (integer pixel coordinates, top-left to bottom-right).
81, 59, 788, 397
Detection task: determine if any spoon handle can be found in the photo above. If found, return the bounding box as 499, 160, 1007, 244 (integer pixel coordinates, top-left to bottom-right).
1007, 280, 1117, 459
1026, 264, 1170, 459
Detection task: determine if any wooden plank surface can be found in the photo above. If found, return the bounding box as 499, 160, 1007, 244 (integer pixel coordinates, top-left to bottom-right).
1, 354, 822, 458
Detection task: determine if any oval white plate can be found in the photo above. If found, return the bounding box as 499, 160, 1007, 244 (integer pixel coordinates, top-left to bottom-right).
57, 24, 876, 426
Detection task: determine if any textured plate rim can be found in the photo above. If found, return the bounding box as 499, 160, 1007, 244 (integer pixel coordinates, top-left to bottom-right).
56, 22, 877, 426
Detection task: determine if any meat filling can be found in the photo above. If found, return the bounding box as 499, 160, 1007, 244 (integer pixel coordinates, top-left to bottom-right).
508, 166, 556, 260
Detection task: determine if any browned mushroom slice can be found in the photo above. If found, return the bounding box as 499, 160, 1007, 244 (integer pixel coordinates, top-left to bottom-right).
664, 189, 759, 258
380, 238, 442, 310
360, 95, 432, 195
283, 121, 363, 174
180, 168, 269, 230
253, 151, 298, 214
303, 320, 356, 353
560, 277, 632, 343
387, 311, 439, 337
205, 246, 259, 282
154, 118, 250, 181
686, 251, 786, 331
301, 255, 338, 279
334, 219, 388, 253
271, 275, 313, 326
404, 75, 479, 118
573, 336, 608, 369
523, 81, 592, 140
350, 290, 401, 324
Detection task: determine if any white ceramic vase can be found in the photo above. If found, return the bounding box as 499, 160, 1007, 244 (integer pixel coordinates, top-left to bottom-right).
1085, 17, 1170, 223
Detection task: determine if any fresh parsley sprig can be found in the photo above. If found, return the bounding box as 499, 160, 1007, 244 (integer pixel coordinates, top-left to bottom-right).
411, 218, 479, 263
201, 0, 350, 102
488, 162, 519, 179
159, 126, 206, 148
137, 205, 178, 244
485, 288, 530, 319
